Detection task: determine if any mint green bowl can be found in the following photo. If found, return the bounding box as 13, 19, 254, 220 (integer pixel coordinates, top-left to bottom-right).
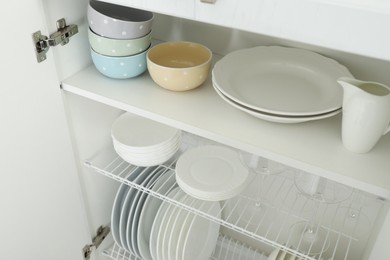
88, 28, 152, 57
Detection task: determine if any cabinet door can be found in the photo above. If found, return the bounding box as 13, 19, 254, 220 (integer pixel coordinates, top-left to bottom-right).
195, 0, 390, 60
0, 1, 91, 260
195, 0, 272, 32
101, 0, 195, 19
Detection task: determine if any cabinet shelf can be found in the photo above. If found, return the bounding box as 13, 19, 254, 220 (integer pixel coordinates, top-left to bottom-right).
62, 57, 390, 200
84, 134, 383, 260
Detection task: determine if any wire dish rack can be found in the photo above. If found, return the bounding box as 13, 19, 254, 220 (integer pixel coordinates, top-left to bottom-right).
85, 134, 384, 260
103, 235, 267, 260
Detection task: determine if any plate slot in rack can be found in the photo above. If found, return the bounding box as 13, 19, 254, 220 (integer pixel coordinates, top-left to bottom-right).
84, 138, 383, 260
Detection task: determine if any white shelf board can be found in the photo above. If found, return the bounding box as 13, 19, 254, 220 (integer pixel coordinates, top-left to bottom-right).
62, 62, 390, 199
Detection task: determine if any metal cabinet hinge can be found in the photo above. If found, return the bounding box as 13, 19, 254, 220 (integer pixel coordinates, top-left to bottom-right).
82, 225, 110, 260
32, 18, 78, 63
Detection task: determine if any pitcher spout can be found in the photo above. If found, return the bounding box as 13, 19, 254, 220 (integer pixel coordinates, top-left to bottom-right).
337, 77, 365, 94
337, 77, 390, 97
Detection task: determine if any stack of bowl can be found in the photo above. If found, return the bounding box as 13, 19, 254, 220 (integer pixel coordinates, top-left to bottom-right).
87, 0, 154, 79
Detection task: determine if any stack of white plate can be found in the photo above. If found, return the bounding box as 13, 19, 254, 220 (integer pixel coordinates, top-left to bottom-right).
111, 167, 177, 259
212, 46, 354, 123
111, 167, 221, 260
111, 113, 181, 166
176, 145, 250, 201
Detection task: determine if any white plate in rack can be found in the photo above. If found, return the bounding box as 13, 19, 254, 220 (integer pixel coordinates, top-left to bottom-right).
128, 167, 163, 257
138, 169, 177, 260
111, 167, 144, 248
181, 200, 221, 260
162, 193, 191, 260
213, 46, 353, 116
155, 189, 186, 260
176, 145, 250, 201
167, 196, 194, 260
119, 167, 156, 252
150, 187, 180, 260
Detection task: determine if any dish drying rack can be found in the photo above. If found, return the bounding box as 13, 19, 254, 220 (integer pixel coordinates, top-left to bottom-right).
103, 235, 267, 260
84, 134, 384, 260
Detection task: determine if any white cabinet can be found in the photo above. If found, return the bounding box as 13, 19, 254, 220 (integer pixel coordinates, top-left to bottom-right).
3, 0, 389, 260
61, 7, 390, 259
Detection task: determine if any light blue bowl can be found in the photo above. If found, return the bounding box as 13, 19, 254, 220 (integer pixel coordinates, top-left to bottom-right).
91, 45, 149, 79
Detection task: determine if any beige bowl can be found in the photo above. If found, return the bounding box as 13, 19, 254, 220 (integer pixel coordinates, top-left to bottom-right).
147, 42, 212, 91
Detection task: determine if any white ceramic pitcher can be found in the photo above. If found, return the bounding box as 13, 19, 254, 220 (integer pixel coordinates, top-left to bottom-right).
338, 77, 390, 153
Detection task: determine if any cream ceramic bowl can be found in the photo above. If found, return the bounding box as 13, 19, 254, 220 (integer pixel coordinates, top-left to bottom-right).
147, 41, 212, 91
88, 0, 154, 39
88, 28, 152, 56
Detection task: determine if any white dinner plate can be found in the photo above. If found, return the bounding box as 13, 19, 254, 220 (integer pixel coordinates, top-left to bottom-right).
138, 170, 177, 260
268, 248, 281, 260
127, 167, 163, 257
176, 145, 250, 201
162, 192, 191, 260
213, 46, 353, 116
111, 112, 181, 149
167, 196, 194, 260
111, 167, 144, 248
113, 138, 181, 160
167, 195, 207, 260
181, 200, 221, 260
112, 132, 181, 153
111, 112, 182, 167
175, 198, 204, 260
113, 142, 181, 160
150, 187, 180, 260
119, 166, 157, 252
213, 82, 341, 123
156, 189, 186, 260
276, 250, 287, 260
114, 146, 179, 167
